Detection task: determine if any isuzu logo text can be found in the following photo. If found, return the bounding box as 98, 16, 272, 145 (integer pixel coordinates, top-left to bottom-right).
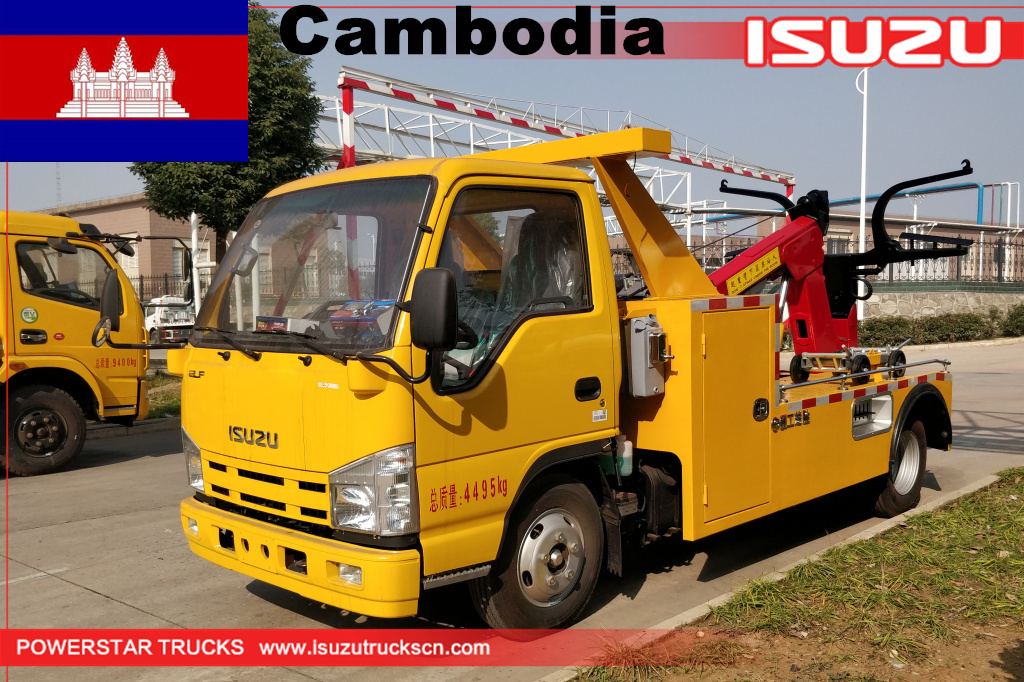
229, 426, 279, 449
746, 18, 1003, 68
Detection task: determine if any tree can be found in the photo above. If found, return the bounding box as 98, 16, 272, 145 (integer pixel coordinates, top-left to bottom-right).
131, 3, 325, 262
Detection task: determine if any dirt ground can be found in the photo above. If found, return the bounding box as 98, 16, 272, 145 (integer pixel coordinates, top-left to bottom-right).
590, 626, 1024, 682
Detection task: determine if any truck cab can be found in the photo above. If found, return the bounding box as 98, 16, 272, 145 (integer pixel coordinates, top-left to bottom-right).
173, 129, 952, 628
2, 212, 149, 475
144, 295, 195, 343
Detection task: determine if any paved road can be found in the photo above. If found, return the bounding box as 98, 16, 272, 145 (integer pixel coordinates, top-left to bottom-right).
4, 341, 1022, 681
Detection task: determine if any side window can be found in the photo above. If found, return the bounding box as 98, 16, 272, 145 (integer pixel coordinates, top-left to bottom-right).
16, 242, 111, 311
436, 188, 589, 390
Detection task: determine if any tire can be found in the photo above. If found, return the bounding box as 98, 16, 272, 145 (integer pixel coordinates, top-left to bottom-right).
888, 349, 907, 379
874, 420, 927, 517
850, 353, 871, 385
790, 354, 809, 384
149, 328, 159, 344
7, 385, 86, 476
470, 476, 604, 630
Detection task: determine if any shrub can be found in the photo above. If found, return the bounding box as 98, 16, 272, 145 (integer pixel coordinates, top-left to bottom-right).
858, 315, 915, 347
1003, 303, 1024, 337
859, 312, 998, 346
914, 313, 994, 344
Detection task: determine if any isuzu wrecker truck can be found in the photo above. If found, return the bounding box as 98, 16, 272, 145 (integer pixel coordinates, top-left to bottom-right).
124, 129, 954, 628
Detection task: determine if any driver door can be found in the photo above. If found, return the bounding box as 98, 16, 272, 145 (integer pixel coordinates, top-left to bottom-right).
413, 177, 618, 575
10, 238, 142, 411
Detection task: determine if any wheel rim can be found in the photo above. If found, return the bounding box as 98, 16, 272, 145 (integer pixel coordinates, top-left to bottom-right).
14, 408, 69, 458
891, 430, 921, 495
516, 508, 584, 607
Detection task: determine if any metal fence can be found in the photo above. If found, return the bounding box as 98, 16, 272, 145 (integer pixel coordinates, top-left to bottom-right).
613, 233, 1024, 285
128, 273, 211, 302
133, 233, 1023, 303
858, 236, 1024, 284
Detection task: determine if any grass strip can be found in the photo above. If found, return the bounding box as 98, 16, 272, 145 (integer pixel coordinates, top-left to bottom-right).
706, 467, 1024, 659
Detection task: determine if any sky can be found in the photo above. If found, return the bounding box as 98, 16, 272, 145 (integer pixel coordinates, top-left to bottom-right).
5, 2, 1023, 228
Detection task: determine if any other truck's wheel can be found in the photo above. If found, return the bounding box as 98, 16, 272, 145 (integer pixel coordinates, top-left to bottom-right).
149, 328, 159, 343
789, 354, 809, 384
873, 420, 927, 517
469, 476, 603, 630
7, 385, 86, 476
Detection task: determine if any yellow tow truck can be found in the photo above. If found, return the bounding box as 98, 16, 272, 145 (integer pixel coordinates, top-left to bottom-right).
2, 212, 150, 475
132, 129, 952, 628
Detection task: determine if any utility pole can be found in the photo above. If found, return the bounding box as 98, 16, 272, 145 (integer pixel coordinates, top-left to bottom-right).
855, 67, 871, 320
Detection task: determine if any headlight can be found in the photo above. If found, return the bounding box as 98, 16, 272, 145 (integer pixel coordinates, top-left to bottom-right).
183, 427, 204, 492
328, 444, 418, 536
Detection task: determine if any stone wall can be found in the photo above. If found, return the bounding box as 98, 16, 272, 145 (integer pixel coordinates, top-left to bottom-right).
864, 291, 1024, 319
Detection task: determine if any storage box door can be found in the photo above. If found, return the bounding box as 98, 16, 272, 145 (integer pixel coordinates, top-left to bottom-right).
701, 308, 771, 522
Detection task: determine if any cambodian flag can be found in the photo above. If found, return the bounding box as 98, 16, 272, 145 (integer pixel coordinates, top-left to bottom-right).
0, 1, 248, 161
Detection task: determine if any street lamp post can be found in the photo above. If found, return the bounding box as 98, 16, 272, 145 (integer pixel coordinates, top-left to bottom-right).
855, 67, 871, 320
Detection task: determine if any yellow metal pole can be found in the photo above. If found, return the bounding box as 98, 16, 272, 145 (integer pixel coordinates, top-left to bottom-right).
592, 157, 717, 298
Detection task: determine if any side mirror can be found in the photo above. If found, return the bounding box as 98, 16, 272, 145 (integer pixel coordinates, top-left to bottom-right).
100, 268, 121, 332
112, 238, 136, 258
231, 245, 259, 277
409, 268, 458, 352
47, 237, 79, 254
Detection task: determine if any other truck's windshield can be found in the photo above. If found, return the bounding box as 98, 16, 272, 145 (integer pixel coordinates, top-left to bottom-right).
194, 176, 434, 354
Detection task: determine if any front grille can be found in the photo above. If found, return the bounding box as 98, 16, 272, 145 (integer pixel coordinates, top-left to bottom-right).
240, 493, 286, 511
238, 469, 284, 486
205, 457, 330, 525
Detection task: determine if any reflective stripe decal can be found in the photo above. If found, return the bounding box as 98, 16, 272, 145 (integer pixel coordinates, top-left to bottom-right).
786, 372, 951, 412
690, 294, 776, 312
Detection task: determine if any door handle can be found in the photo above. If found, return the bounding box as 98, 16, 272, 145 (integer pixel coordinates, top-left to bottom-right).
20, 329, 47, 344
574, 377, 601, 402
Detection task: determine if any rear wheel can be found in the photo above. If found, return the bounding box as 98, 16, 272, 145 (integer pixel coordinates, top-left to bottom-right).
7, 385, 86, 476
874, 420, 927, 517
470, 476, 603, 630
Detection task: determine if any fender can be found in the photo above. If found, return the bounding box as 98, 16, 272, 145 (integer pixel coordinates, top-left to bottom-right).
419, 436, 612, 585
4, 354, 106, 418
494, 438, 610, 563
892, 382, 953, 452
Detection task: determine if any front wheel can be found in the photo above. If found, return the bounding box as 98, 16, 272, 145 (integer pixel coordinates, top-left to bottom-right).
873, 420, 927, 517
470, 476, 603, 629
7, 385, 86, 476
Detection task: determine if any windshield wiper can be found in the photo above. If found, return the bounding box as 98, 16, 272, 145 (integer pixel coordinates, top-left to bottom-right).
193, 326, 262, 361
252, 328, 431, 384
251, 328, 341, 361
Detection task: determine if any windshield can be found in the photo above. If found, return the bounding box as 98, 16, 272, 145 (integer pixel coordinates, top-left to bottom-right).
194, 176, 434, 354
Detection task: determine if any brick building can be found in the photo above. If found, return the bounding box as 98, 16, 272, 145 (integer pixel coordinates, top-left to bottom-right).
40, 193, 213, 300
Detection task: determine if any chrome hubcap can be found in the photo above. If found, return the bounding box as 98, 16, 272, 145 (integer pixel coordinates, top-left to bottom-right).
15, 408, 68, 458
517, 509, 584, 606
892, 430, 921, 495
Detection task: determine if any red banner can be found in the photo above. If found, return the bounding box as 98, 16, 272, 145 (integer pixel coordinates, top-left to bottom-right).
0, 628, 672, 667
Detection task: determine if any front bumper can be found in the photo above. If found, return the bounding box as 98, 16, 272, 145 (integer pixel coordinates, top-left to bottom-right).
181, 497, 421, 618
